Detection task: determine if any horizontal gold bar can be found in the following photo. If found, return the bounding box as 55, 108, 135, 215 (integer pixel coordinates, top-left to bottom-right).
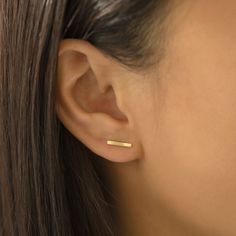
106, 140, 132, 148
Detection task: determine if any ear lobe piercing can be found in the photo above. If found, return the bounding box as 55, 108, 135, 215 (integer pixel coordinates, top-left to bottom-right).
106, 140, 133, 148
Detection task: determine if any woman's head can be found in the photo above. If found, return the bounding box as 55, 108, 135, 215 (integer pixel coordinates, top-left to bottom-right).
58, 1, 236, 235
1, 0, 236, 235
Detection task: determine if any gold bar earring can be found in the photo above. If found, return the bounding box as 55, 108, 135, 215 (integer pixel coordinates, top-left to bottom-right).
106, 140, 133, 148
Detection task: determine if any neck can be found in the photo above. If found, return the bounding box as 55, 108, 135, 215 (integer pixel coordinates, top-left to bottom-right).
99, 159, 204, 236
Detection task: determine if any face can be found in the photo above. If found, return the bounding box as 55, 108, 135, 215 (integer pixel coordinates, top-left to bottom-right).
119, 1, 236, 235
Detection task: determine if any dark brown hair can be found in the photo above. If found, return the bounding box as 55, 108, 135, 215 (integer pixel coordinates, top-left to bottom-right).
0, 0, 169, 235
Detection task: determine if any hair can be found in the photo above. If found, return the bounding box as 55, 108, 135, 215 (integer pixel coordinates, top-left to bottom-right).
0, 0, 170, 235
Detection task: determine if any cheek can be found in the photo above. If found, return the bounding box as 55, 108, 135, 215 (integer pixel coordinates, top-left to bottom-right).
142, 93, 236, 235
137, 14, 236, 234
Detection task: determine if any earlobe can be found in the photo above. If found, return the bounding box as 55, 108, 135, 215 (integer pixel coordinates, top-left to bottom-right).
56, 39, 143, 163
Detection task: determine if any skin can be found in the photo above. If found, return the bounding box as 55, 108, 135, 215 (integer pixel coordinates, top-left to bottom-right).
56, 1, 236, 235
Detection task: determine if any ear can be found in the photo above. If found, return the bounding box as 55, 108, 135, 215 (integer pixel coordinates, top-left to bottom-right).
55, 39, 143, 163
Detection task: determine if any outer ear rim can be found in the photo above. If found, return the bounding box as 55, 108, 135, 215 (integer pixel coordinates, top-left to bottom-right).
58, 38, 119, 93
58, 39, 110, 63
